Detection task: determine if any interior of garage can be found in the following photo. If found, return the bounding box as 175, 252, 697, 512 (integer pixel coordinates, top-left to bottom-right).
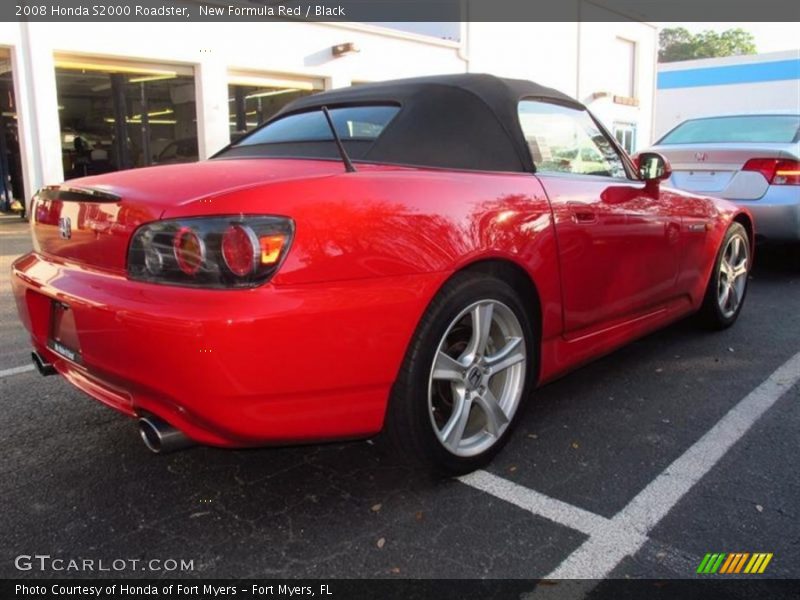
54, 60, 198, 178
51, 62, 323, 182
0, 48, 24, 212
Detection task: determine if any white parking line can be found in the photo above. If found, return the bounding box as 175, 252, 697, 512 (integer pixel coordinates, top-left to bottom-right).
0, 364, 35, 378
551, 349, 800, 578
460, 349, 800, 580
617, 349, 800, 534
460, 470, 612, 535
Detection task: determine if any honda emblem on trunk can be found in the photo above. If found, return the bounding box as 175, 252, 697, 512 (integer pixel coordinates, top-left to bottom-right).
58, 216, 72, 239
695, 152, 708, 162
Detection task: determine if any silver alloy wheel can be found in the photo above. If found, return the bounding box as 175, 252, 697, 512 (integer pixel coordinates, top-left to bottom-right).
717, 232, 749, 319
427, 300, 527, 457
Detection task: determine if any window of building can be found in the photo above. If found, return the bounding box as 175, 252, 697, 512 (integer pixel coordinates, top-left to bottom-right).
611, 37, 636, 99
613, 122, 637, 154
518, 100, 628, 178
54, 57, 197, 179
227, 74, 323, 138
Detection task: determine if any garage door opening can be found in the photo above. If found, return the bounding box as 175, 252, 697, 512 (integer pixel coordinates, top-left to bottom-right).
0, 48, 25, 214
54, 57, 198, 179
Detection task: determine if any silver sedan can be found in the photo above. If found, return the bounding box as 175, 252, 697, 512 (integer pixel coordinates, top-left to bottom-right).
646, 114, 800, 243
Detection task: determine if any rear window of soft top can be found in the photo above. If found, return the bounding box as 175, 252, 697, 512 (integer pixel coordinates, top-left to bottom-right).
235, 105, 400, 146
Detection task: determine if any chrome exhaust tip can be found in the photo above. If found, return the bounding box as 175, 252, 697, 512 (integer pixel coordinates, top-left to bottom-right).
31, 351, 57, 376
137, 416, 194, 454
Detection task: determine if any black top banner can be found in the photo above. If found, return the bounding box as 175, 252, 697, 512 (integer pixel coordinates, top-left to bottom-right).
7, 0, 800, 22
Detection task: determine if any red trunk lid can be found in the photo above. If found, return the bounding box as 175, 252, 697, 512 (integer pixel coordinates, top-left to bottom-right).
32, 159, 341, 273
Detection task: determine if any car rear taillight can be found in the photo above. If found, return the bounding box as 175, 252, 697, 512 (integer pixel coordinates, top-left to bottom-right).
219, 225, 289, 276
128, 216, 293, 288
173, 227, 204, 275
742, 158, 800, 185
221, 224, 258, 276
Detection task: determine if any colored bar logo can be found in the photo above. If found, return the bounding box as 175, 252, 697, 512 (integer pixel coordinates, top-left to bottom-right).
697, 553, 773, 574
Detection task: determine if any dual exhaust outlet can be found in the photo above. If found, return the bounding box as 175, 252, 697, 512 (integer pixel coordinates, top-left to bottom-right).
31, 351, 194, 454
31, 351, 56, 376
137, 416, 194, 454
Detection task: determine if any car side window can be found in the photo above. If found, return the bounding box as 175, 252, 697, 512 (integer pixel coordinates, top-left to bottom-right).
178, 139, 198, 159
518, 100, 628, 179
159, 143, 177, 160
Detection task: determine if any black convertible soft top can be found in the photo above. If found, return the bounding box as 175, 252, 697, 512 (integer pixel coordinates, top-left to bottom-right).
220, 73, 584, 173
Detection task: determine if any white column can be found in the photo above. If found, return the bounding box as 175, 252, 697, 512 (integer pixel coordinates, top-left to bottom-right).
14, 22, 63, 211
195, 54, 230, 159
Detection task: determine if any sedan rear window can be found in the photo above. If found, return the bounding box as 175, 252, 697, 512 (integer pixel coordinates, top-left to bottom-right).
659, 115, 800, 145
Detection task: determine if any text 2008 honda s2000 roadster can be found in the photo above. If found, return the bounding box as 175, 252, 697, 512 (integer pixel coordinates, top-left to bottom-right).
12, 74, 753, 473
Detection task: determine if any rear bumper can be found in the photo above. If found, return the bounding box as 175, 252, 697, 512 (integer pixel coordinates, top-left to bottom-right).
11, 252, 442, 447
732, 186, 800, 242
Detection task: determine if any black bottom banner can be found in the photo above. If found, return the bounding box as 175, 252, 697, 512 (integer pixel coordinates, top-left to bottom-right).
3, 579, 799, 600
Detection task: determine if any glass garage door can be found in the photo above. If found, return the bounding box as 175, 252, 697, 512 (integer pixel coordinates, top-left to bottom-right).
54, 57, 198, 179
0, 48, 25, 213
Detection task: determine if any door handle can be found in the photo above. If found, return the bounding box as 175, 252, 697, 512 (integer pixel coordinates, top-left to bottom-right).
567, 202, 597, 224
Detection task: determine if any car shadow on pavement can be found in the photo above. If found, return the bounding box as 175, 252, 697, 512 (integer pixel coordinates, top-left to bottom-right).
751, 243, 800, 279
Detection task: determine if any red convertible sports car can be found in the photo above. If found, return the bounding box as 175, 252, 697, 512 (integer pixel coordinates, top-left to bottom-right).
12, 74, 753, 473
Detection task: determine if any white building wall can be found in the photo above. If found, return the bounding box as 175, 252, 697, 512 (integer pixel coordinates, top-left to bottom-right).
0, 18, 658, 208
577, 20, 658, 151
465, 22, 580, 95
466, 14, 657, 152
656, 50, 800, 138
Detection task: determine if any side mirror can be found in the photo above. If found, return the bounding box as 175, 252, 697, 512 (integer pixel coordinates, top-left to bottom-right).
635, 152, 672, 182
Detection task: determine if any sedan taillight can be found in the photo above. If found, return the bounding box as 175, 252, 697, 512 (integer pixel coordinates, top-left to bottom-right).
128, 216, 293, 288
742, 158, 800, 185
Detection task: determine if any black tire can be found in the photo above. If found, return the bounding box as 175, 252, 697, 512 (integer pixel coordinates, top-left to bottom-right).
381, 270, 538, 475
697, 222, 750, 330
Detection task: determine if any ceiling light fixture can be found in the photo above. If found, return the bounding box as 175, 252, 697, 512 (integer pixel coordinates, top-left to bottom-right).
243, 88, 301, 100
128, 74, 178, 84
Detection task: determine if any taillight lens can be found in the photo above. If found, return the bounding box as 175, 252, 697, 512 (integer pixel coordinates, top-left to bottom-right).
173, 227, 204, 275
128, 216, 293, 288
221, 224, 258, 276
742, 158, 800, 185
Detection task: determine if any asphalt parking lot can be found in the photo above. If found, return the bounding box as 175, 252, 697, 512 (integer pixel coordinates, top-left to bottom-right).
1, 213, 799, 581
